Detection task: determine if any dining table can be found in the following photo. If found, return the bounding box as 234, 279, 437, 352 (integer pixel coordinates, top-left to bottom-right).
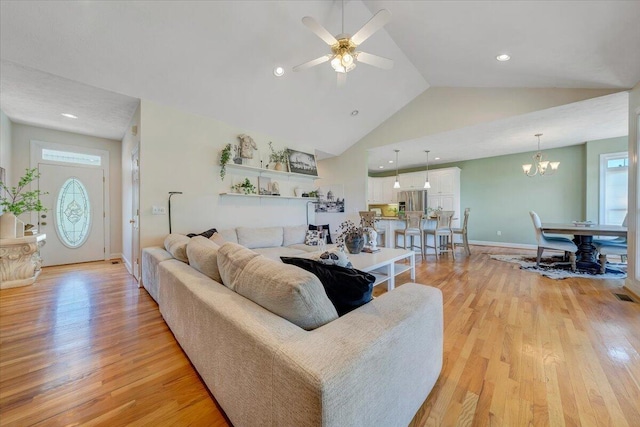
540, 223, 627, 273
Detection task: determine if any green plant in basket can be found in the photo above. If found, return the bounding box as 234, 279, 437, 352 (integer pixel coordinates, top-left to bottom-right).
232, 178, 256, 195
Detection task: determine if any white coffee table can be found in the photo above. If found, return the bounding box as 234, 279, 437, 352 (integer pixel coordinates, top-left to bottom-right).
347, 248, 415, 291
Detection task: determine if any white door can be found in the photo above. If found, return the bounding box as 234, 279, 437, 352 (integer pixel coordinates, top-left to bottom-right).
38, 163, 105, 266
131, 147, 141, 280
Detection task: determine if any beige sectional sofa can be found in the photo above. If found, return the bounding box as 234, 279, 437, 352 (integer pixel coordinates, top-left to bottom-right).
141, 225, 443, 427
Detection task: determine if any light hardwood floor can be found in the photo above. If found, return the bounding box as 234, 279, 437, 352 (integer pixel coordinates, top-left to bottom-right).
1, 247, 638, 426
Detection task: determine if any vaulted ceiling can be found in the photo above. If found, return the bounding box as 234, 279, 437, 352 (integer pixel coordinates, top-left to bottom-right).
1, 1, 639, 167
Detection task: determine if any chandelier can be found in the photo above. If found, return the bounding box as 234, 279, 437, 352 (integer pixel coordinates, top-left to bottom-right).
522, 133, 559, 177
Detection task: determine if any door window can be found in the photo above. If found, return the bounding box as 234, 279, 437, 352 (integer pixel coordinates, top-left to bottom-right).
600, 152, 628, 225
56, 177, 92, 248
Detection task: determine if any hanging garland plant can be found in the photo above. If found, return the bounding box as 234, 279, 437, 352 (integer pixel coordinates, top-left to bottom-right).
220, 143, 232, 180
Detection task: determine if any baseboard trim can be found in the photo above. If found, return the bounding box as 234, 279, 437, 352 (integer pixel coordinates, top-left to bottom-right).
469, 240, 537, 250
122, 256, 133, 275
109, 252, 122, 260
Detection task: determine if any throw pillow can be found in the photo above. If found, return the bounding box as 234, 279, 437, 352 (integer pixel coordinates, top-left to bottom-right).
280, 257, 375, 316
217, 243, 338, 330
186, 236, 222, 283
304, 230, 324, 246
312, 248, 353, 268
309, 224, 333, 244
209, 232, 226, 246
187, 227, 218, 239
164, 234, 190, 263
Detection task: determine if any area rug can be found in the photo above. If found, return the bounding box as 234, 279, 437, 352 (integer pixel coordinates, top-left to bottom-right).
489, 254, 627, 280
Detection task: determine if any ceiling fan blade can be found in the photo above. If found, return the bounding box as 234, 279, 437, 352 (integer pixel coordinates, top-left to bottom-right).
337, 72, 347, 88
356, 52, 394, 69
293, 55, 332, 72
351, 9, 391, 46
302, 16, 338, 46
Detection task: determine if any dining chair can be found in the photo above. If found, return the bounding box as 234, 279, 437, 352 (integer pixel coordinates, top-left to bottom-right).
593, 212, 627, 261
452, 208, 471, 256
359, 211, 385, 247
593, 241, 627, 274
529, 211, 577, 271
423, 210, 456, 260
394, 211, 424, 258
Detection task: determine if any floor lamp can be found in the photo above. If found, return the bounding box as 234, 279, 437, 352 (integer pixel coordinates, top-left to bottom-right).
168, 191, 183, 233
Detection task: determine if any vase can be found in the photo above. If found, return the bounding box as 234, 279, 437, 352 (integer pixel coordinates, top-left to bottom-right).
345, 235, 365, 254
275, 162, 285, 171
0, 212, 18, 239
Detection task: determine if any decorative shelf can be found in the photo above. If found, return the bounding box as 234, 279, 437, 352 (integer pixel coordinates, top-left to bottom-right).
224, 163, 319, 180
219, 193, 319, 201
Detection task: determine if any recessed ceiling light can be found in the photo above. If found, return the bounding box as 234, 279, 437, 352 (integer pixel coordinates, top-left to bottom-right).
379, 166, 384, 169
61, 113, 78, 119
434, 157, 440, 160
351, 110, 359, 116
388, 160, 393, 163
496, 54, 511, 62
273, 66, 285, 77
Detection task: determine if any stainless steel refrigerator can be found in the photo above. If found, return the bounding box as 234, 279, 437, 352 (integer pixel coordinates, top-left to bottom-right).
397, 190, 428, 214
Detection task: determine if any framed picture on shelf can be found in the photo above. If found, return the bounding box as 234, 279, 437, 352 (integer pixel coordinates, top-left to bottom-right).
286, 149, 318, 176
258, 176, 272, 195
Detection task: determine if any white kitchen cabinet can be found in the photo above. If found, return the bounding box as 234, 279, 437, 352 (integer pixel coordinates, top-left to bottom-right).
367, 176, 398, 203
426, 167, 461, 227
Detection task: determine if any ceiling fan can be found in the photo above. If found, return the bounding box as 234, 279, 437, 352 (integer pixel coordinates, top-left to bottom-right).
292, 2, 393, 86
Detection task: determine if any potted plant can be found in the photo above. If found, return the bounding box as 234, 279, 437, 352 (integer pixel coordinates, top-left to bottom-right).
268, 142, 288, 171
220, 143, 232, 180
0, 168, 47, 238
232, 178, 256, 195
335, 219, 366, 254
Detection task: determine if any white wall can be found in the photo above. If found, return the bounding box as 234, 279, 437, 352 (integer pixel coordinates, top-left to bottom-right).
318, 87, 625, 235
139, 100, 319, 249
626, 82, 640, 298
121, 103, 140, 272
0, 110, 12, 192
11, 123, 123, 256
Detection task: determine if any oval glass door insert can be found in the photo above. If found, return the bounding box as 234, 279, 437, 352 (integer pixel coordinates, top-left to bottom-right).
56, 177, 91, 248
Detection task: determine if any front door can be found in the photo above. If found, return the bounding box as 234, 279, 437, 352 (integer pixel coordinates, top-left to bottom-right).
38, 163, 105, 266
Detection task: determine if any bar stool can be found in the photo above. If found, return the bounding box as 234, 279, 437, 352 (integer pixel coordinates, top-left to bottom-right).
424, 210, 456, 259
452, 208, 471, 255
359, 211, 386, 247
394, 211, 424, 258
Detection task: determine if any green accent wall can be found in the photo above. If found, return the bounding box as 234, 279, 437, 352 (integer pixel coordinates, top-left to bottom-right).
370, 138, 628, 245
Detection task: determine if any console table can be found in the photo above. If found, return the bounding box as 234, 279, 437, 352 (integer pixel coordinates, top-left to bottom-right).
0, 233, 46, 289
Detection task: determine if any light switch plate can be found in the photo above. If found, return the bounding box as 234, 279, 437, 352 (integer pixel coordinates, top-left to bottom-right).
152, 206, 167, 215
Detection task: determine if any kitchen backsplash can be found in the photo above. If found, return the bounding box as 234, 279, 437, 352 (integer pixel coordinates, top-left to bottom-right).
367, 203, 399, 217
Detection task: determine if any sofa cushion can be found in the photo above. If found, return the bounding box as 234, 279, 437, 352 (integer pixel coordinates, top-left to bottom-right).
253, 246, 307, 261
281, 257, 375, 316
209, 232, 226, 246
237, 226, 284, 249
186, 236, 222, 282
217, 243, 338, 330
283, 225, 308, 246
218, 228, 238, 244
164, 234, 190, 263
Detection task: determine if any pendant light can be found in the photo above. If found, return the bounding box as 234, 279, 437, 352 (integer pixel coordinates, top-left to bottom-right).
423, 150, 431, 189
393, 150, 400, 189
